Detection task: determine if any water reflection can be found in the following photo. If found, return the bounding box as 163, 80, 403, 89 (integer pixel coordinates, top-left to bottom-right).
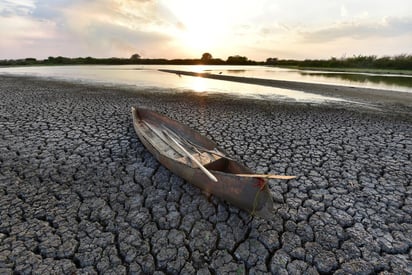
0, 65, 410, 104
299, 71, 412, 89
177, 74, 346, 103
227, 70, 246, 74
204, 66, 412, 93
190, 77, 208, 92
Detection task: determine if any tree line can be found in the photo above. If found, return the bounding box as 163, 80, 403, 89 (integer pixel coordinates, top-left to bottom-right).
0, 54, 260, 66
1, 54, 411, 70
266, 54, 412, 70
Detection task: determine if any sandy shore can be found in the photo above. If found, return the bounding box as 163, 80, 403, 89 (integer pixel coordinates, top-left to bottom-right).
0, 75, 411, 274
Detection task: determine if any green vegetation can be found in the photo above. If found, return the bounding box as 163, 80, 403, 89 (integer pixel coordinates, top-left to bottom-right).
0, 53, 262, 66
286, 66, 412, 76
267, 54, 412, 71
1, 54, 411, 73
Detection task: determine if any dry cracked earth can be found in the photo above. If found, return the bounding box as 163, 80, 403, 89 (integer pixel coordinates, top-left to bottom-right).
0, 75, 411, 274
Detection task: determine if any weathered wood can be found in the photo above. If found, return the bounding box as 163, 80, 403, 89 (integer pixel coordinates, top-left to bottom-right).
131, 106, 296, 219
235, 174, 296, 180
164, 132, 218, 182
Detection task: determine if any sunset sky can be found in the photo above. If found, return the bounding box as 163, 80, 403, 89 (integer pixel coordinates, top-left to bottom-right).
1, 0, 411, 61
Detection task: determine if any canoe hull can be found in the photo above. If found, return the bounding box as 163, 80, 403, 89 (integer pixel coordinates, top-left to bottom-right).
132, 107, 275, 218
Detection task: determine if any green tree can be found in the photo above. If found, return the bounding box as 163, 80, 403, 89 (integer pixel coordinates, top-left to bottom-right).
201, 52, 212, 62
130, 53, 141, 60
266, 57, 277, 65
227, 55, 248, 64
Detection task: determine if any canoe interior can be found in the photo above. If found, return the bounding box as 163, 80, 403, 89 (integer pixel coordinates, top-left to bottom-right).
134, 107, 254, 174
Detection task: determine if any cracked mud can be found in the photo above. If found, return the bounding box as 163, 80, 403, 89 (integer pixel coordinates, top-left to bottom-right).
0, 75, 411, 274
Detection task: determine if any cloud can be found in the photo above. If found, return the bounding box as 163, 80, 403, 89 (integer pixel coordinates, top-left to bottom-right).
57, 0, 178, 57
73, 19, 172, 57
0, 0, 181, 58
58, 0, 180, 37
301, 17, 412, 43
0, 0, 36, 16
1, 0, 412, 60
340, 5, 348, 17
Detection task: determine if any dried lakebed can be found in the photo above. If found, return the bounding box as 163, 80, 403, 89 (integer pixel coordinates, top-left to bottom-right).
0, 75, 411, 274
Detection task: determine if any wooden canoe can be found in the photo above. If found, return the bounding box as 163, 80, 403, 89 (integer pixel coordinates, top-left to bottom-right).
131, 107, 289, 219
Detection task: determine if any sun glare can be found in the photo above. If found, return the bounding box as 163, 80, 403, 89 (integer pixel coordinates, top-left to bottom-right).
178, 21, 225, 55
170, 1, 230, 55
189, 77, 208, 92
181, 22, 219, 52
191, 65, 207, 73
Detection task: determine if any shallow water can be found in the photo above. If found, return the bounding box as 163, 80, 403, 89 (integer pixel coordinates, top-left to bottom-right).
201, 65, 412, 93
1, 65, 410, 103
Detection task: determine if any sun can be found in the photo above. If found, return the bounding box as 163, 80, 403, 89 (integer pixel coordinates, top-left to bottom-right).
186, 16, 227, 48
176, 19, 226, 55
170, 1, 229, 55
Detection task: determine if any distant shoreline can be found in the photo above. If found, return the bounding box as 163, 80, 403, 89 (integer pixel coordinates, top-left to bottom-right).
2, 54, 412, 75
